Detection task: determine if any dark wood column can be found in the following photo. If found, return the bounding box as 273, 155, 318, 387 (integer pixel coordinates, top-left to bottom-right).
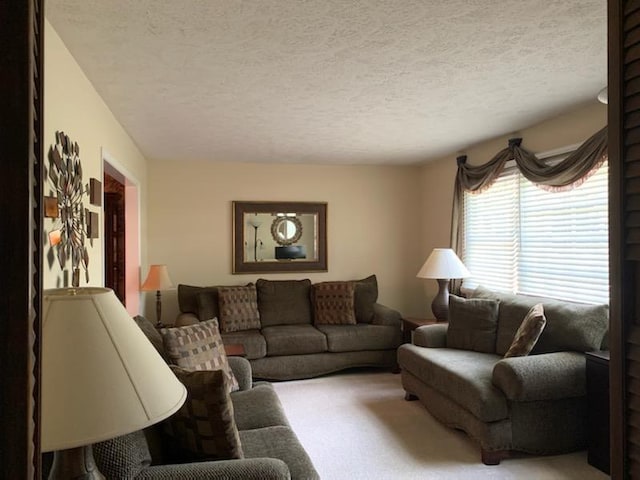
0, 0, 44, 478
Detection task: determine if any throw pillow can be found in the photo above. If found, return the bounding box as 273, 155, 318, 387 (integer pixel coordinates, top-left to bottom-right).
161, 318, 239, 392
196, 289, 219, 321
217, 285, 261, 333
504, 304, 546, 358
312, 281, 357, 325
165, 367, 243, 461
353, 274, 378, 323
446, 295, 500, 353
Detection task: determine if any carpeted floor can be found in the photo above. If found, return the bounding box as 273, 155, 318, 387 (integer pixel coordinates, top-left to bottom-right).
272, 370, 609, 480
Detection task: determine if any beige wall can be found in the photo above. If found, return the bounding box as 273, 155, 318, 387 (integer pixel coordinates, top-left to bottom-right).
147, 162, 423, 321
416, 100, 608, 314
44, 21, 148, 308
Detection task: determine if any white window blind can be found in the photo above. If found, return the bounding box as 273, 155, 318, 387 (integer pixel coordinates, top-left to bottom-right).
462, 160, 609, 305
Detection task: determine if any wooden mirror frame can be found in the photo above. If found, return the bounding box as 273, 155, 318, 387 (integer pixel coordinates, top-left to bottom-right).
233, 201, 327, 273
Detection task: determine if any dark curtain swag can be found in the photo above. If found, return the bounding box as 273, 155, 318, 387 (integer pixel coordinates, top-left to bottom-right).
449, 126, 608, 291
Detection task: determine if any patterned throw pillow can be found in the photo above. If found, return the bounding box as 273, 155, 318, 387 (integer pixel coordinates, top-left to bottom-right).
313, 281, 357, 325
165, 367, 243, 461
504, 304, 547, 358
161, 318, 239, 392
217, 285, 261, 333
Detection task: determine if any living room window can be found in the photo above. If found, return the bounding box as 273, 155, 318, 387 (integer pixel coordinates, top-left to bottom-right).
461, 157, 609, 304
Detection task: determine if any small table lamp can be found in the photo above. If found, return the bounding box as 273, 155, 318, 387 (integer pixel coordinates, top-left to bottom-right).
141, 264, 174, 327
417, 248, 471, 321
42, 287, 187, 479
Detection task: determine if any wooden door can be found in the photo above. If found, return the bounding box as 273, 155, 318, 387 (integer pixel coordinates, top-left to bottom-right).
609, 1, 640, 477
104, 175, 126, 304
0, 0, 44, 478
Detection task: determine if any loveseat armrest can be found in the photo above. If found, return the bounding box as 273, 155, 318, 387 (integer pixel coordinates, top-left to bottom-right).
372, 303, 402, 327
413, 323, 448, 348
228, 356, 253, 391
137, 457, 291, 480
492, 351, 586, 402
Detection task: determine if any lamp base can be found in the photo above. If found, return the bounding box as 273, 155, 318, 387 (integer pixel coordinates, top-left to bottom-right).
49, 445, 105, 480
431, 278, 450, 322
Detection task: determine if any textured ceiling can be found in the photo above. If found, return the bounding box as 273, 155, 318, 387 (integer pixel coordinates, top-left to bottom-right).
46, 0, 606, 165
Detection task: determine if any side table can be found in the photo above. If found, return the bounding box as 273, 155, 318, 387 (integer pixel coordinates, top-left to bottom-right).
402, 317, 439, 344
224, 343, 246, 357
586, 350, 610, 474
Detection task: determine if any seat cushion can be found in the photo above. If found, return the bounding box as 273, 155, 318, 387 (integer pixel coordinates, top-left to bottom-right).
262, 325, 328, 356
256, 279, 313, 326
221, 329, 267, 360
240, 426, 320, 480
397, 344, 507, 422
231, 384, 290, 431
315, 324, 401, 352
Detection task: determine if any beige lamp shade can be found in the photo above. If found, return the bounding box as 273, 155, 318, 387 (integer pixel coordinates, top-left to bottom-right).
42, 287, 186, 452
141, 264, 174, 291
416, 248, 471, 280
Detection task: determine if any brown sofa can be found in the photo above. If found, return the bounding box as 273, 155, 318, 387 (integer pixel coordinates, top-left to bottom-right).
176, 276, 403, 380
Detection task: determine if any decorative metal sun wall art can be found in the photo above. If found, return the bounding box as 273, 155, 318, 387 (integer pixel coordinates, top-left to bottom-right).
48, 131, 89, 287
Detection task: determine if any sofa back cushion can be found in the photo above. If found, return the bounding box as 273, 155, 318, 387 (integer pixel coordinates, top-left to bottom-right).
256, 279, 313, 326
178, 284, 219, 320
446, 295, 499, 353
472, 286, 609, 355
353, 275, 378, 323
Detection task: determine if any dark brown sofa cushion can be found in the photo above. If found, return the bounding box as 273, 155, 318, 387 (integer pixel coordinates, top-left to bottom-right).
178, 284, 219, 320
353, 274, 378, 323
262, 325, 328, 356
446, 295, 500, 353
256, 279, 313, 327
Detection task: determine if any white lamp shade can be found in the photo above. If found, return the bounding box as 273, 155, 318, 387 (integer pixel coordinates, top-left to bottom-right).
42, 288, 186, 452
141, 264, 174, 291
417, 248, 471, 280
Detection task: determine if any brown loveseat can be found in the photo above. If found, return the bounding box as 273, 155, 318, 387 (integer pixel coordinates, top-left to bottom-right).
176, 276, 403, 380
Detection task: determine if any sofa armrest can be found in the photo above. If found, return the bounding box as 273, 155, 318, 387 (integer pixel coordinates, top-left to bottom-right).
372, 303, 402, 327
137, 457, 291, 480
413, 324, 448, 348
228, 356, 253, 391
175, 312, 199, 327
492, 351, 586, 402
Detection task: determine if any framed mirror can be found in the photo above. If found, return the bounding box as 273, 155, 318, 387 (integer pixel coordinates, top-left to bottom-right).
233, 201, 327, 273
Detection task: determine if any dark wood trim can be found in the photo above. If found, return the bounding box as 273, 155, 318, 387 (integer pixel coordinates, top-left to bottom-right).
0, 0, 44, 478
609, 1, 629, 478
232, 201, 328, 273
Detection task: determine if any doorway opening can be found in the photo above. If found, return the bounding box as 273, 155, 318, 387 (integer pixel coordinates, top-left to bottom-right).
103, 151, 141, 316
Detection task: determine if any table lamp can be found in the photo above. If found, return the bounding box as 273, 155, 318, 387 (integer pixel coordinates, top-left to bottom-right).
42, 287, 187, 479
141, 264, 174, 327
417, 248, 471, 321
